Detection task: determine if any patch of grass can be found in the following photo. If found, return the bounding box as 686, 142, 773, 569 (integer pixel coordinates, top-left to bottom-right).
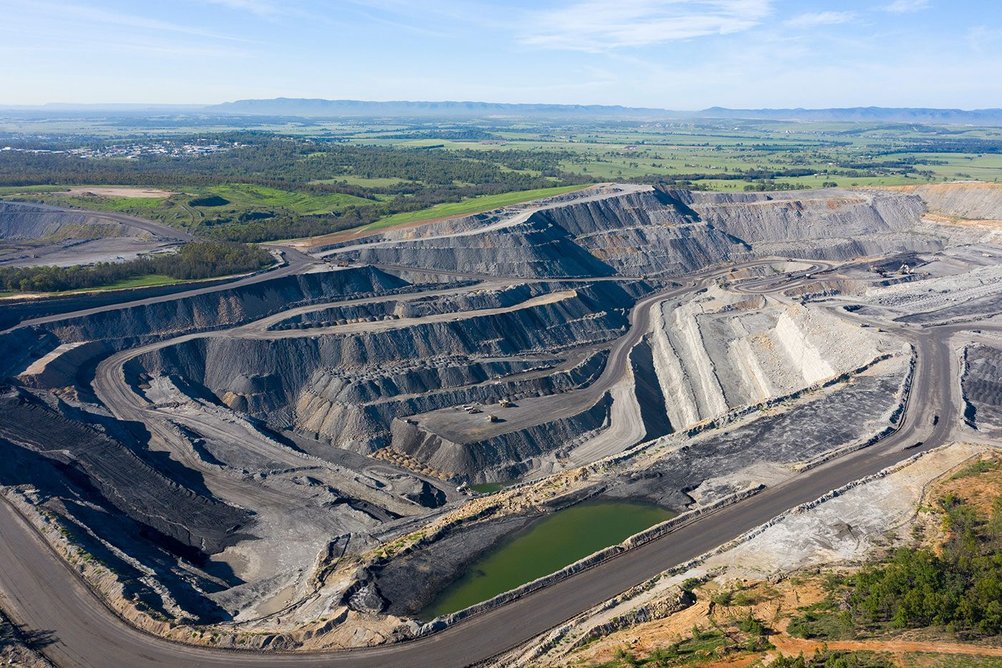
205, 183, 370, 215
901, 654, 1002, 667
710, 583, 773, 607
74, 274, 188, 292
951, 459, 1001, 480
364, 184, 590, 231
0, 184, 71, 195
1, 274, 193, 298
312, 175, 416, 188
787, 598, 857, 640
26, 194, 166, 212
675, 626, 729, 655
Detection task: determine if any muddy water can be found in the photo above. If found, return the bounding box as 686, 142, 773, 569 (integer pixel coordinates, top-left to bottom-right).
421, 499, 673, 618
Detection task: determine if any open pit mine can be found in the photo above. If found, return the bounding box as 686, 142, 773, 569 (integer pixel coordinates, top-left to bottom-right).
1, 182, 1002, 667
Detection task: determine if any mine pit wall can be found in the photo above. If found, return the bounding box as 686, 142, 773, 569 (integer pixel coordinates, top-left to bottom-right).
340, 186, 951, 282
690, 190, 948, 262
299, 349, 610, 451
131, 285, 630, 453
391, 392, 614, 483
0, 386, 252, 601
537, 189, 750, 277
16, 340, 110, 390
650, 293, 900, 432
0, 277, 236, 331
270, 282, 563, 331
895, 182, 1002, 221
0, 201, 149, 241
961, 343, 1002, 432
629, 337, 673, 441
343, 213, 619, 278
0, 266, 411, 380
691, 190, 926, 239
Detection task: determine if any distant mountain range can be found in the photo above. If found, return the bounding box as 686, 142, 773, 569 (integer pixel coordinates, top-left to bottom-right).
209, 99, 1002, 124
208, 98, 669, 119
4, 98, 1002, 125
699, 106, 1002, 125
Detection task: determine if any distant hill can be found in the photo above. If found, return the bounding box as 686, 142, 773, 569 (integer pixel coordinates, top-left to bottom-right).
699, 106, 1002, 125
4, 99, 1001, 125
208, 98, 670, 119
207, 99, 1002, 125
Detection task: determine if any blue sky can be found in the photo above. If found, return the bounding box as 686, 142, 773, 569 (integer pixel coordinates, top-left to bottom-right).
1, 0, 1000, 108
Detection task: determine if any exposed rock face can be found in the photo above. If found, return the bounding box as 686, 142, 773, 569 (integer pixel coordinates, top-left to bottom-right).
649, 287, 902, 431
391, 392, 613, 482
896, 182, 1002, 222
608, 359, 910, 509
688, 189, 930, 254
862, 262, 1002, 325
537, 189, 747, 276
344, 212, 618, 278
0, 201, 151, 241
271, 283, 553, 330
0, 201, 190, 268
134, 282, 633, 465
0, 266, 410, 378
963, 344, 1002, 432
329, 186, 946, 279
0, 385, 252, 557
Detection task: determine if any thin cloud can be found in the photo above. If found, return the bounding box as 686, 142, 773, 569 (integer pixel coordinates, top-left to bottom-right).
784, 11, 856, 29
202, 0, 281, 16
521, 0, 772, 51
883, 0, 931, 13
14, 0, 252, 43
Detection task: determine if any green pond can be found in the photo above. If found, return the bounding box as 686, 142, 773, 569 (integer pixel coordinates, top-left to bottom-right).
421, 499, 673, 619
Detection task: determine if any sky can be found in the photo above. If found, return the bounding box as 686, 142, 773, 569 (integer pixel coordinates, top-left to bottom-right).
1, 0, 1000, 109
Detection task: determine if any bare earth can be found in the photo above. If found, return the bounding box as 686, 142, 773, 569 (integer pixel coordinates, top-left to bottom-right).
64, 187, 176, 198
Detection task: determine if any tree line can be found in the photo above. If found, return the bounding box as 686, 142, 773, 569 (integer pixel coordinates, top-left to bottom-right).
0, 242, 272, 292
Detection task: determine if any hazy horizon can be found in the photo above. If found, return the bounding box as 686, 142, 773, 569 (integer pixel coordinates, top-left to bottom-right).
2, 98, 1002, 112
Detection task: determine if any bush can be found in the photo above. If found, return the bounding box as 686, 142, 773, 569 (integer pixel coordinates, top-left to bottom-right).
771, 649, 894, 667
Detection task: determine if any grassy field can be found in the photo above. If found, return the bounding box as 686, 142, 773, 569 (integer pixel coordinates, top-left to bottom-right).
80, 274, 187, 291
0, 185, 72, 196
311, 175, 416, 188
364, 184, 589, 230
42, 194, 166, 212
5, 274, 188, 297
205, 183, 371, 215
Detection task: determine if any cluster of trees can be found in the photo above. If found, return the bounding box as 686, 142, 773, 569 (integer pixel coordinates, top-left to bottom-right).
846, 492, 1002, 636
891, 138, 1002, 155
791, 488, 1002, 639
0, 241, 271, 292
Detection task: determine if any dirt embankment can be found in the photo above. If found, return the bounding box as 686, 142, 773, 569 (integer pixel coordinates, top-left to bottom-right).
883, 182, 1002, 228
64, 187, 176, 199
